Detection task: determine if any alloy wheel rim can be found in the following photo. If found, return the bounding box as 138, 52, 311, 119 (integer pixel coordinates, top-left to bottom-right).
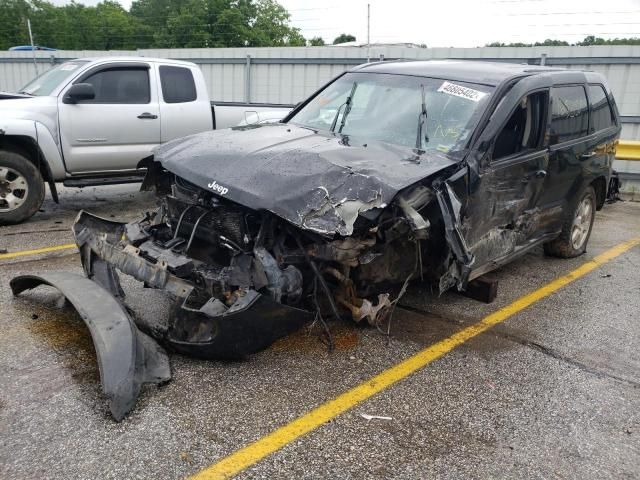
0, 166, 29, 212
571, 195, 593, 250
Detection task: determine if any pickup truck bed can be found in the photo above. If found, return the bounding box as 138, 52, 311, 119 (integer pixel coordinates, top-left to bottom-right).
211, 102, 294, 129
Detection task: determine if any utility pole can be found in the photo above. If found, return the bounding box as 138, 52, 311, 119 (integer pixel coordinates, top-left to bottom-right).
366, 3, 370, 62
27, 19, 38, 76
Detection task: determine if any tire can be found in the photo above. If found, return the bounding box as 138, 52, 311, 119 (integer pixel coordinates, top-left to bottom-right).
0, 149, 45, 225
544, 186, 596, 258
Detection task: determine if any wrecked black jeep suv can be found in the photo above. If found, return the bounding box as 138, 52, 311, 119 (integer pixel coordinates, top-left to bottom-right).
12, 60, 621, 420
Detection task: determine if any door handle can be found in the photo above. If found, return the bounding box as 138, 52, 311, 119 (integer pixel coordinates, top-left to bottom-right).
137, 112, 158, 119
522, 170, 547, 183
581, 151, 596, 158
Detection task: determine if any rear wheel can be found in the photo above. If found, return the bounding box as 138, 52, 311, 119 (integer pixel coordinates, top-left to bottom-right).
544, 186, 596, 258
0, 150, 45, 225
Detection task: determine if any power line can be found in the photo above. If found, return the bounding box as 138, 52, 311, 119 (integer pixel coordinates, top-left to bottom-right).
522, 22, 640, 27
504, 31, 640, 37
499, 10, 640, 16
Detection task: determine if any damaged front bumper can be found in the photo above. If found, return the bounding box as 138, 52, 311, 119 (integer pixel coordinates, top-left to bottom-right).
11, 211, 313, 421
72, 210, 314, 360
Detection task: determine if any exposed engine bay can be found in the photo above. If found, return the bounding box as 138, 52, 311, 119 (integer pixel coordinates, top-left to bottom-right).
73, 159, 459, 359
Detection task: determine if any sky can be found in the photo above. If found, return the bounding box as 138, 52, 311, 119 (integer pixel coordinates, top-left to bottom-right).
50, 0, 640, 47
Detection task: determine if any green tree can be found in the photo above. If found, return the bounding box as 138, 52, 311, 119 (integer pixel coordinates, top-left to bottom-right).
486, 36, 640, 47
153, 0, 210, 48
0, 0, 31, 49
249, 0, 305, 46
308, 36, 325, 46
93, 1, 139, 49
577, 35, 604, 46
131, 0, 305, 48
29, 1, 64, 48
0, 0, 306, 50
534, 39, 570, 46
576, 35, 640, 46
333, 33, 355, 45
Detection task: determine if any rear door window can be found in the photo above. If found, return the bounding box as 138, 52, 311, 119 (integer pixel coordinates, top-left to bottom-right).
82, 67, 150, 104
549, 85, 589, 144
588, 84, 615, 132
159, 66, 197, 103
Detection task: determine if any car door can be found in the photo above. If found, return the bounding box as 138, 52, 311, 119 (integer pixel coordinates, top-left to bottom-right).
463, 76, 552, 274
534, 84, 591, 229
584, 83, 619, 201
58, 62, 160, 173
156, 64, 213, 141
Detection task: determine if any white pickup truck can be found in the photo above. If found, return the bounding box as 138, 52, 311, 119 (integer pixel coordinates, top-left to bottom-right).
0, 57, 292, 224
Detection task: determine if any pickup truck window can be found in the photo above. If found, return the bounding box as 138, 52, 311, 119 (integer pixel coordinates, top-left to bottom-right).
160, 66, 197, 103
81, 67, 150, 104
17, 60, 89, 96
289, 72, 493, 153
588, 84, 616, 132
549, 85, 589, 144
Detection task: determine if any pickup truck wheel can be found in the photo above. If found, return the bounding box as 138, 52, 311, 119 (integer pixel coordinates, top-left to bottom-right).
544, 186, 596, 258
0, 150, 45, 225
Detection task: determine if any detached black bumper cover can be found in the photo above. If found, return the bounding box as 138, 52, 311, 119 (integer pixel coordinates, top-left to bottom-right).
10, 272, 171, 421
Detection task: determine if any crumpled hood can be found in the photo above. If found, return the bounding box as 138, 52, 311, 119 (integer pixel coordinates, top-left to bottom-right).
153, 123, 459, 236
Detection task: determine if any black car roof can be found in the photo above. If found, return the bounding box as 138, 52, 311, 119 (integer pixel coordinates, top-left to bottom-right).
351, 60, 596, 87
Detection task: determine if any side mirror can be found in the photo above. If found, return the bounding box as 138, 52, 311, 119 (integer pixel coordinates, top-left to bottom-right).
63, 83, 95, 104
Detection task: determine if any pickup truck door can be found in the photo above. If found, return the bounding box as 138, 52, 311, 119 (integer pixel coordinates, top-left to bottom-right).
155, 64, 213, 141
58, 62, 160, 173
463, 75, 553, 276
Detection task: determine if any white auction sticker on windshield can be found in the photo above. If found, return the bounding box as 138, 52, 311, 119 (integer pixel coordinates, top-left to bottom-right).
437, 81, 487, 102
60, 64, 79, 71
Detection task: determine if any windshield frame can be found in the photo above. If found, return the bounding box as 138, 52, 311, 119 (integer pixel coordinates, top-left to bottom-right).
17, 60, 90, 96
286, 71, 495, 154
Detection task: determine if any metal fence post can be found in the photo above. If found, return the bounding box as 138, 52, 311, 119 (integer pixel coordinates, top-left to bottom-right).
245, 54, 251, 103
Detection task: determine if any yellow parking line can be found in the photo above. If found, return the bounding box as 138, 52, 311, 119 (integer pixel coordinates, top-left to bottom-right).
0, 243, 77, 260
189, 235, 640, 480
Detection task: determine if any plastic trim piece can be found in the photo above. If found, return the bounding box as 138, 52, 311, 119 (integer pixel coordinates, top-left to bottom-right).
10, 272, 171, 421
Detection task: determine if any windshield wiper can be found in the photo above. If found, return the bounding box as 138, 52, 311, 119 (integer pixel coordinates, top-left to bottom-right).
330, 82, 358, 133
16, 90, 34, 96
415, 84, 429, 150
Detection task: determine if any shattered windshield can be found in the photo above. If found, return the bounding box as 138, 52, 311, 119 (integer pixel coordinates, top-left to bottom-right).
289, 72, 493, 153
17, 60, 88, 96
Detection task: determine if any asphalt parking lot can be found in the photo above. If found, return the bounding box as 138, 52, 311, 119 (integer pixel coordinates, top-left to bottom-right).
1, 185, 639, 480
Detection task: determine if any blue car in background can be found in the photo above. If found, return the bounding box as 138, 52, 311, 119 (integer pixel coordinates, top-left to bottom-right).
8, 45, 57, 51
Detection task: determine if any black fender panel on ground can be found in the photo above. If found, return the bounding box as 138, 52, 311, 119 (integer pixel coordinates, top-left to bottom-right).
10, 272, 171, 421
